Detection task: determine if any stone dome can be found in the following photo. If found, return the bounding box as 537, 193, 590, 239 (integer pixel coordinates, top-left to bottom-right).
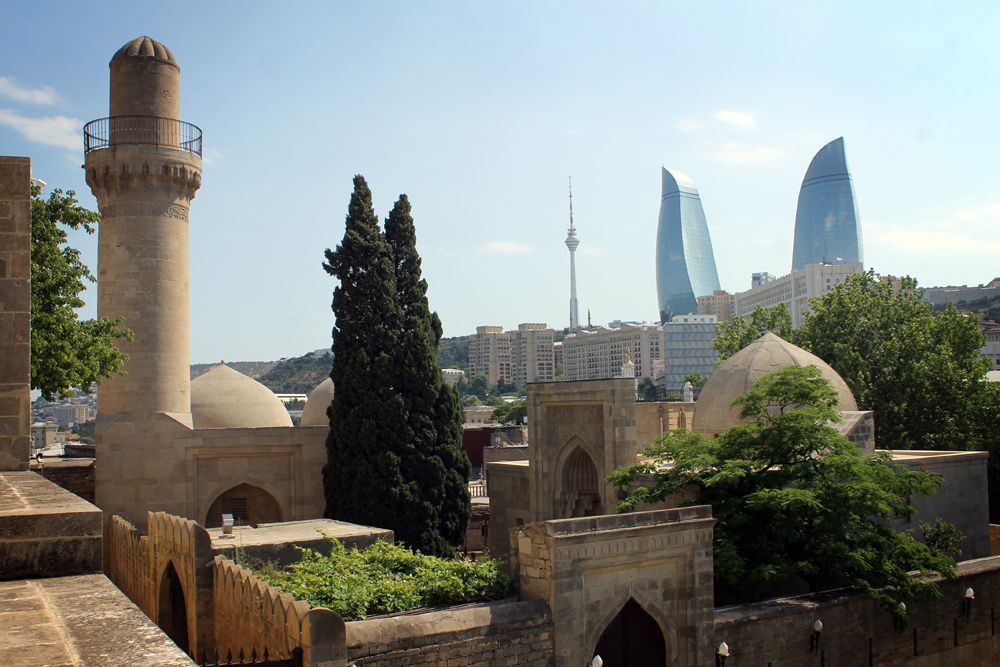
300, 378, 334, 427
111, 37, 177, 66
190, 364, 292, 429
694, 332, 857, 436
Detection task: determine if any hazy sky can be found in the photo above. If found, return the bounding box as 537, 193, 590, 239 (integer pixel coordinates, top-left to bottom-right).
4, 1, 999, 363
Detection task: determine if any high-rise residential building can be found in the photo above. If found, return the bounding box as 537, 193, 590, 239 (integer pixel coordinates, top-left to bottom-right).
563, 323, 664, 382
657, 316, 720, 389
469, 324, 555, 388
697, 290, 735, 323
734, 262, 863, 328
655, 168, 721, 323
791, 137, 864, 271
53, 404, 90, 427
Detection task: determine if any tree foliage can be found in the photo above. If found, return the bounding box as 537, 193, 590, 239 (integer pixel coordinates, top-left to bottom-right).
30, 185, 133, 400
256, 538, 512, 621
682, 372, 706, 388
322, 177, 470, 557
712, 303, 793, 362
608, 366, 955, 625
797, 271, 996, 454
491, 399, 526, 424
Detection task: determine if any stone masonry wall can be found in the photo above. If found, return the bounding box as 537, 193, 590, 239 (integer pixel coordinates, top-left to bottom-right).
0, 156, 31, 471
345, 598, 553, 667
714, 555, 1000, 666
32, 458, 96, 503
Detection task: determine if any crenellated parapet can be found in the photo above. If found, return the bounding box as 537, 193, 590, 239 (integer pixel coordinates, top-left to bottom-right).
85, 151, 201, 208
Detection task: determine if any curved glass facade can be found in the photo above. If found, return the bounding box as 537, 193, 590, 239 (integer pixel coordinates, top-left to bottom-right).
791, 137, 863, 270
655, 168, 721, 323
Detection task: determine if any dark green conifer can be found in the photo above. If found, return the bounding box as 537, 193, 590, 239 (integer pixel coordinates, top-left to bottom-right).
385, 195, 471, 555
322, 176, 412, 530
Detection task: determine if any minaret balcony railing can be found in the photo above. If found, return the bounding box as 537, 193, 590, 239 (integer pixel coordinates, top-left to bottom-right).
84, 116, 203, 157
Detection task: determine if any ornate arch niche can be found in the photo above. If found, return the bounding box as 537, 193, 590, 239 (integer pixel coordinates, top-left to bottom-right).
203, 482, 284, 528
591, 597, 669, 667
557, 437, 604, 518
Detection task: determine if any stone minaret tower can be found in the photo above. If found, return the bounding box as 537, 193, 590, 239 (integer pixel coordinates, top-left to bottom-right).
85, 36, 201, 429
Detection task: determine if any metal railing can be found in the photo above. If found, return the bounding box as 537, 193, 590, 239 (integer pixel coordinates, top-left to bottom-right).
84, 116, 203, 157
636, 386, 702, 403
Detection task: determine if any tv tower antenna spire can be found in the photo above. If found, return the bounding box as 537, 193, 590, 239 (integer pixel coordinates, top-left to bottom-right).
565, 176, 580, 329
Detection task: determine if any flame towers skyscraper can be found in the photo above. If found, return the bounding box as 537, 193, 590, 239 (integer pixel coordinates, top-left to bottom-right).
655, 168, 721, 323
565, 177, 580, 329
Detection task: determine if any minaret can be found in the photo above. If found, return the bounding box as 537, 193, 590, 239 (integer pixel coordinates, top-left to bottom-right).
85, 37, 202, 427
565, 176, 580, 329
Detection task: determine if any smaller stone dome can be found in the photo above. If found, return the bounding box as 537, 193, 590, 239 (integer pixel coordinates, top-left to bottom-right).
191, 364, 292, 429
694, 333, 857, 436
300, 378, 334, 427
111, 37, 177, 66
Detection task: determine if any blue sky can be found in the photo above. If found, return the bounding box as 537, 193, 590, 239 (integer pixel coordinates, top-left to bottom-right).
3, 1, 999, 363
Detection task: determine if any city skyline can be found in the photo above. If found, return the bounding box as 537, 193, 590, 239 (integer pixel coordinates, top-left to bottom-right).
3, 2, 999, 363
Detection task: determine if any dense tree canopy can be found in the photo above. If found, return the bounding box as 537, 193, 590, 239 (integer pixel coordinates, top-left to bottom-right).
609, 366, 956, 624
712, 303, 793, 361
30, 185, 133, 400
322, 177, 470, 556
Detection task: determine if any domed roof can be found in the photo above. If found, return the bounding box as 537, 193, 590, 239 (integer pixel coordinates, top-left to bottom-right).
694, 333, 857, 436
111, 37, 177, 66
191, 364, 292, 429
300, 378, 334, 427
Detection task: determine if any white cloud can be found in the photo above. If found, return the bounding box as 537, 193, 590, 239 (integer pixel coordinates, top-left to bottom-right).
709, 142, 784, 164
0, 77, 61, 105
676, 118, 705, 132
478, 241, 536, 254
0, 109, 81, 149
714, 110, 759, 130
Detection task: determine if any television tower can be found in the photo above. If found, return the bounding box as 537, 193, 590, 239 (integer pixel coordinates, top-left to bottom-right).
565, 176, 580, 329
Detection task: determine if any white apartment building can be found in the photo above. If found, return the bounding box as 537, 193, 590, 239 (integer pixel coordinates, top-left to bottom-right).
469, 324, 555, 388
563, 323, 664, 381
734, 262, 864, 328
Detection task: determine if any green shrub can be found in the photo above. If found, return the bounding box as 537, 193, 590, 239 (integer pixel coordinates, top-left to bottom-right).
255, 537, 513, 621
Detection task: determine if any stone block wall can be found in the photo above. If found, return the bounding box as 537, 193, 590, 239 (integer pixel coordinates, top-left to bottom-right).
635, 401, 695, 448
345, 598, 553, 667
213, 558, 346, 667
32, 458, 96, 503
485, 461, 530, 569
991, 525, 1000, 556
714, 555, 1000, 666
108, 514, 154, 617
0, 156, 31, 471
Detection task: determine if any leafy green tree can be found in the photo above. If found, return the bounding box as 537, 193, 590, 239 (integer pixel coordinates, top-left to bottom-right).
682, 372, 706, 388
322, 176, 411, 540
491, 399, 526, 424
30, 185, 133, 400
385, 194, 470, 556
608, 365, 955, 625
712, 303, 793, 362
637, 377, 655, 393
467, 373, 489, 401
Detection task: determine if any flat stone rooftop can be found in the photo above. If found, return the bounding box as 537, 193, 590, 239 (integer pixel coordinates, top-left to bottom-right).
208, 518, 393, 568
0, 471, 101, 579
0, 574, 194, 666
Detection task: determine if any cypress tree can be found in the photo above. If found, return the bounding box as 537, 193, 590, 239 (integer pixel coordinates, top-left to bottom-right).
322, 175, 413, 530
385, 195, 471, 555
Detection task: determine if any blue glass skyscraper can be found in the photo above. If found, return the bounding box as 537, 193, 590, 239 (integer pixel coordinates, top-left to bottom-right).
655, 168, 721, 323
791, 137, 863, 270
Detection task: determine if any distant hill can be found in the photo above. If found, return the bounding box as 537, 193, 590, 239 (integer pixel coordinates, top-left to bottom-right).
437, 336, 469, 373
256, 353, 334, 394
191, 360, 278, 381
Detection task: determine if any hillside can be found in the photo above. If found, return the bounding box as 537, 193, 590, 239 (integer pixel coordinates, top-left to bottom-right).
256, 352, 333, 394
191, 360, 278, 381
437, 336, 469, 373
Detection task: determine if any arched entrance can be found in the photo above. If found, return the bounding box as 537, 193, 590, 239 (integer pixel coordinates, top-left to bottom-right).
157, 561, 190, 655
561, 446, 604, 518
205, 482, 283, 528
593, 598, 667, 667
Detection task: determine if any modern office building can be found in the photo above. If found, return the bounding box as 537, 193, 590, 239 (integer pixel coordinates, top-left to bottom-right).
791, 137, 864, 271
751, 272, 777, 288
468, 324, 555, 388
656, 317, 720, 390
655, 168, 721, 323
922, 278, 1000, 306
697, 290, 736, 323
734, 262, 864, 328
562, 323, 664, 382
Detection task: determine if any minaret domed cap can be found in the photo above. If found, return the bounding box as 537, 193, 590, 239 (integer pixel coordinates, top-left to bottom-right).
111, 37, 178, 68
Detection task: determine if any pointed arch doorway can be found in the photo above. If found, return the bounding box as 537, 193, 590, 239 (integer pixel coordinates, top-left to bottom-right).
593, 598, 668, 667
157, 561, 190, 654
